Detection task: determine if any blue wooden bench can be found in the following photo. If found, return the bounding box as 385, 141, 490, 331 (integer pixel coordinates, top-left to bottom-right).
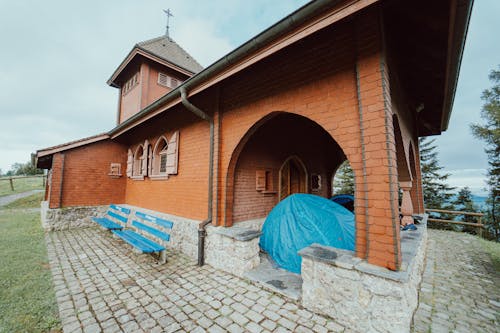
112, 211, 173, 263
92, 204, 131, 230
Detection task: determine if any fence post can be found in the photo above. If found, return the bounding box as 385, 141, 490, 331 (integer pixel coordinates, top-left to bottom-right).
9, 177, 14, 191
42, 175, 46, 187
478, 216, 483, 238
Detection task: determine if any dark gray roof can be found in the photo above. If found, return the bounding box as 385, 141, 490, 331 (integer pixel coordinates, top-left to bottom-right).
137, 36, 203, 74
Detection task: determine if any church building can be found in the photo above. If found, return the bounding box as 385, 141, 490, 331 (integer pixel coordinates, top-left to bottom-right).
36, 1, 472, 331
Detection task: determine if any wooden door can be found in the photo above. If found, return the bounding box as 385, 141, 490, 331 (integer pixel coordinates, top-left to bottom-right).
279, 157, 307, 201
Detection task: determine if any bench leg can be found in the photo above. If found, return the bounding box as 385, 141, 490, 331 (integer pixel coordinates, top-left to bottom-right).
159, 250, 167, 264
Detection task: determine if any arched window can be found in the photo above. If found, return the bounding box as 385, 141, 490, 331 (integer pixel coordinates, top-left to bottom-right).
133, 144, 144, 177
129, 140, 149, 179
151, 136, 169, 178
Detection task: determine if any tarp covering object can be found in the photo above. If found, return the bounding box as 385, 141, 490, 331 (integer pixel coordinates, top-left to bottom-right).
331, 194, 355, 212
259, 193, 355, 273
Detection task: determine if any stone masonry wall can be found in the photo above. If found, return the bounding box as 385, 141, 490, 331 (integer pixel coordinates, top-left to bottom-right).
299, 221, 428, 333
41, 201, 108, 231
205, 226, 261, 277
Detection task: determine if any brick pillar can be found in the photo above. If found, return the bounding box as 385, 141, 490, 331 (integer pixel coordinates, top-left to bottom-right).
355, 9, 401, 270
49, 153, 64, 209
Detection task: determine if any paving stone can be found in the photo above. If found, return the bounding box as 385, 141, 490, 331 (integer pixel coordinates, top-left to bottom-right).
46, 228, 499, 333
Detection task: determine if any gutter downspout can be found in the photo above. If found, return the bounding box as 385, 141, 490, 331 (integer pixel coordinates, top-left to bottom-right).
180, 86, 214, 266
58, 153, 65, 208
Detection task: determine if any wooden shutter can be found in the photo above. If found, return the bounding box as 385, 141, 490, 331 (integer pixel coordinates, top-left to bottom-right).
141, 140, 149, 176
166, 131, 179, 175
256, 170, 266, 191
126, 149, 133, 177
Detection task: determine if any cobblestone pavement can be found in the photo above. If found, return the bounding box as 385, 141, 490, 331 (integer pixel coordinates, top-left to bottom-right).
47, 228, 345, 333
47, 228, 499, 333
412, 230, 499, 333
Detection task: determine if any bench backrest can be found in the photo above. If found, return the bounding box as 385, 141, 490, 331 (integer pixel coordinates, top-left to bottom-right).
135, 211, 173, 229
133, 211, 174, 245
107, 205, 131, 224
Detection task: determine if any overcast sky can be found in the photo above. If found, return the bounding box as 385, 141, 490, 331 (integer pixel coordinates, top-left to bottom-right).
0, 0, 498, 195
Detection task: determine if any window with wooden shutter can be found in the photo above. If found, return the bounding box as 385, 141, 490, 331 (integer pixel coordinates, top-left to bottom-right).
158, 72, 169, 87
141, 140, 149, 176
256, 169, 275, 194
165, 131, 179, 175
126, 149, 133, 177
256, 170, 266, 191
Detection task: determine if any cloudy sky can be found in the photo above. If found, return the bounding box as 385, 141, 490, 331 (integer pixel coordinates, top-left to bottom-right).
0, 0, 498, 195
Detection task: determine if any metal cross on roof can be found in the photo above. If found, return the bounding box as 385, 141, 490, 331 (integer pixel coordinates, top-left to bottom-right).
163, 9, 174, 38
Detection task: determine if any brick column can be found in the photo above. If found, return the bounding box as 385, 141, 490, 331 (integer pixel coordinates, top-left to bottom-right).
355, 9, 401, 270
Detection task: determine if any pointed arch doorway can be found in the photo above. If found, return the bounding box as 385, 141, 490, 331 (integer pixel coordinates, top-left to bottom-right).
279, 156, 307, 201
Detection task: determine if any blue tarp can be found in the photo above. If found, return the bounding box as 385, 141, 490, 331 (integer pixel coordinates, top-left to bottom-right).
259, 193, 355, 273
331, 194, 355, 212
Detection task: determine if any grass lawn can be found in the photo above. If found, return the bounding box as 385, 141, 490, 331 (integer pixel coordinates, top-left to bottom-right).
0, 176, 45, 197
480, 237, 500, 273
0, 196, 61, 332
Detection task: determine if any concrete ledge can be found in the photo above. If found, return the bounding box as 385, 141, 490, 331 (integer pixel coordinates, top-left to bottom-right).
213, 226, 262, 241
299, 217, 428, 333
205, 225, 261, 277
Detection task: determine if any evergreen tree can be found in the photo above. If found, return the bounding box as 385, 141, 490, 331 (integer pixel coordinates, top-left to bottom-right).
471, 67, 500, 240
419, 137, 455, 209
453, 187, 478, 234
419, 137, 456, 228
333, 160, 354, 195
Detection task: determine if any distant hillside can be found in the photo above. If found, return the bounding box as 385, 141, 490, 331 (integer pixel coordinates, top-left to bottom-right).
472, 195, 488, 209
449, 194, 488, 210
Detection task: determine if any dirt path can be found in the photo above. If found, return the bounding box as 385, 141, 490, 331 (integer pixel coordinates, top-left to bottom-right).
0, 190, 43, 207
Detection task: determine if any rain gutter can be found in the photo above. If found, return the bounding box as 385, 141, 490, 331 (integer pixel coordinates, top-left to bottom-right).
109, 0, 349, 138
179, 86, 214, 267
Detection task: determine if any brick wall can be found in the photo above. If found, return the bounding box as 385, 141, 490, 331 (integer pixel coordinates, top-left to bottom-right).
123, 112, 210, 221
48, 140, 127, 208
232, 113, 344, 222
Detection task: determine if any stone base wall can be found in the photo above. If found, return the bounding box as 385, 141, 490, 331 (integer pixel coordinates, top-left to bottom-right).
120, 205, 201, 259
41, 201, 108, 231
205, 226, 262, 277
299, 220, 428, 333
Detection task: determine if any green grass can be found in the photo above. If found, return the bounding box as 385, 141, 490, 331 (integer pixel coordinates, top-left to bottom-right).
0, 176, 45, 197
479, 237, 500, 273
0, 196, 61, 332
2, 192, 45, 210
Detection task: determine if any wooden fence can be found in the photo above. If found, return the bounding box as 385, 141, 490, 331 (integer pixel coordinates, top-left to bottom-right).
425, 208, 485, 237
0, 174, 46, 191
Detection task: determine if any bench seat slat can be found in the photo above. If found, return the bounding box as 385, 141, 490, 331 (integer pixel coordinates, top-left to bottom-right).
108, 211, 128, 223
135, 211, 174, 229
112, 230, 165, 253
92, 217, 123, 230
132, 221, 171, 242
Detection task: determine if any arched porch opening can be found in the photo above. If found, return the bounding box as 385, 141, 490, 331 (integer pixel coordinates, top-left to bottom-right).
225, 112, 352, 226
393, 115, 414, 225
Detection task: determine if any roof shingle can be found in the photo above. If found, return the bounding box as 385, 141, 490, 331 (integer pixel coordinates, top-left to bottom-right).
137, 36, 203, 74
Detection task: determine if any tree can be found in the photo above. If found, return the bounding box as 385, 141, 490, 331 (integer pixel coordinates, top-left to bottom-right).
453, 187, 478, 234
419, 137, 455, 208
333, 160, 354, 195
419, 137, 456, 228
471, 67, 500, 240
8, 159, 43, 176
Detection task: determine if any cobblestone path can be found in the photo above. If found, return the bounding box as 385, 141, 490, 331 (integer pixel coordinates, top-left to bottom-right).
47, 228, 344, 333
412, 230, 499, 333
47, 227, 499, 333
